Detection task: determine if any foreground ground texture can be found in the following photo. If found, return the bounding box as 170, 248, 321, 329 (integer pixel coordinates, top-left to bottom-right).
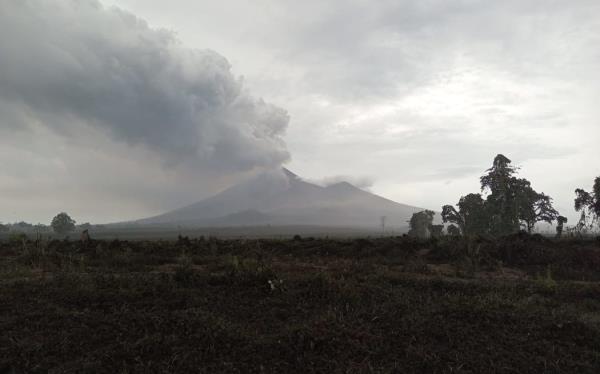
1, 234, 600, 373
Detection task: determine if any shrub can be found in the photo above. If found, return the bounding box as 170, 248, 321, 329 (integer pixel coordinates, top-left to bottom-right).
224, 255, 277, 286
8, 231, 28, 243
173, 253, 196, 286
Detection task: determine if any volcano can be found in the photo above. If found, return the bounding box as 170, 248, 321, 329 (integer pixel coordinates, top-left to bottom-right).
135, 169, 426, 229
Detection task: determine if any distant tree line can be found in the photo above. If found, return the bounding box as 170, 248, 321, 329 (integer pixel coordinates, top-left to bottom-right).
2, 153, 598, 241
0, 212, 103, 240
407, 154, 599, 239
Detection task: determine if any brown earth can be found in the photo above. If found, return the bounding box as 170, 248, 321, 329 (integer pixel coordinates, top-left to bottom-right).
1, 235, 599, 373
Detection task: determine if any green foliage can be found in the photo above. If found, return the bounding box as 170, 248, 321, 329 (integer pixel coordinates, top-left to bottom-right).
173, 252, 195, 286
51, 212, 76, 236
574, 176, 600, 231
443, 154, 560, 237
535, 265, 557, 291
8, 231, 28, 243
514, 179, 559, 233
17, 241, 47, 268
223, 255, 277, 285
442, 193, 488, 236
481, 155, 522, 235
408, 210, 435, 238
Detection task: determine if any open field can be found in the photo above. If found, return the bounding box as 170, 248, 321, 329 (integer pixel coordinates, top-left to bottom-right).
0, 225, 392, 242
1, 234, 600, 373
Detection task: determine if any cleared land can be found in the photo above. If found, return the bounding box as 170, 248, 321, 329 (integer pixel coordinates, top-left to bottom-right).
1, 234, 600, 373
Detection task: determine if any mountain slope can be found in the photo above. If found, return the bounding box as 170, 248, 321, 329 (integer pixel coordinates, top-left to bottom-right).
136, 168, 426, 228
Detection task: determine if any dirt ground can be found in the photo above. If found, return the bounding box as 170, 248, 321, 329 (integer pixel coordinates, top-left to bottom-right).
1, 235, 599, 373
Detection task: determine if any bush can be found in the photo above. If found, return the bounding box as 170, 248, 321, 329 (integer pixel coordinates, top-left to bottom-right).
224, 255, 277, 286
173, 253, 196, 286
8, 231, 28, 243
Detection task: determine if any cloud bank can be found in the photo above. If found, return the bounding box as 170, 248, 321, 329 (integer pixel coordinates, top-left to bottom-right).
2, 0, 600, 225
310, 175, 375, 191
0, 0, 289, 172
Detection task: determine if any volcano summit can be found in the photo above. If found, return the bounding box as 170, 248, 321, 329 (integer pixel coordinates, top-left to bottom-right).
135, 169, 425, 230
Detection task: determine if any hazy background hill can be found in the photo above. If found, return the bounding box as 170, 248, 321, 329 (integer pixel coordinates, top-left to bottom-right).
134, 169, 425, 230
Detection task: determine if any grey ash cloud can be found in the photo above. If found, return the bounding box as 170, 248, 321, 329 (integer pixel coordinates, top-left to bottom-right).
310, 175, 375, 191
0, 0, 289, 171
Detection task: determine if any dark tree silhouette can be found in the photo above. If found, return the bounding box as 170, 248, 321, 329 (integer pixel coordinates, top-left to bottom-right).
516, 181, 559, 233
442, 193, 488, 236
79, 222, 92, 230
408, 210, 435, 239
447, 224, 461, 236
51, 212, 76, 236
429, 224, 444, 238
443, 154, 560, 237
480, 154, 521, 235
556, 216, 568, 238
574, 177, 600, 230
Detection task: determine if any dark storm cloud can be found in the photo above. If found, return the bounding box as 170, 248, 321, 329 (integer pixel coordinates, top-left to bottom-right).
0, 0, 290, 171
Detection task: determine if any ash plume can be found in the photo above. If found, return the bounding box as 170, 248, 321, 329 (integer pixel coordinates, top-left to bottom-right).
0, 0, 290, 172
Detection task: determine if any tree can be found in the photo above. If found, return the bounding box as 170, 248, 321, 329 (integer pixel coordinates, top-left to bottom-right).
429, 224, 444, 238
480, 154, 560, 235
408, 210, 435, 239
515, 181, 559, 233
51, 212, 76, 236
79, 222, 92, 230
14, 221, 34, 232
447, 224, 461, 236
556, 216, 568, 238
442, 193, 488, 236
443, 154, 561, 237
574, 177, 600, 231
0, 223, 8, 233
480, 155, 521, 236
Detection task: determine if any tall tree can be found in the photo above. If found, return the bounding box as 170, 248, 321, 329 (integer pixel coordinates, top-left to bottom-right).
480, 154, 521, 236
408, 210, 435, 239
556, 216, 568, 238
447, 224, 461, 236
515, 180, 559, 233
442, 193, 488, 236
429, 224, 444, 238
574, 177, 600, 230
443, 154, 561, 237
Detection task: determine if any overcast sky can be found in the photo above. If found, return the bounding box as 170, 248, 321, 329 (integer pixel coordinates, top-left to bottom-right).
1, 0, 599, 225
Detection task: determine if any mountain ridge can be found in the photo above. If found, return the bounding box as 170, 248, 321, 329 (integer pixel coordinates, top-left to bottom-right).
134, 168, 426, 229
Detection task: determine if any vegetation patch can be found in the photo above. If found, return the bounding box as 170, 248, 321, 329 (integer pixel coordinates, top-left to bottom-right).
1, 235, 600, 373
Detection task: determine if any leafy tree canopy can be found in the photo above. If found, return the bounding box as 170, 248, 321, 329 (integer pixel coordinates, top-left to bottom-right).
442, 193, 488, 237
443, 154, 560, 237
51, 212, 76, 236
574, 177, 600, 231
408, 210, 435, 239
